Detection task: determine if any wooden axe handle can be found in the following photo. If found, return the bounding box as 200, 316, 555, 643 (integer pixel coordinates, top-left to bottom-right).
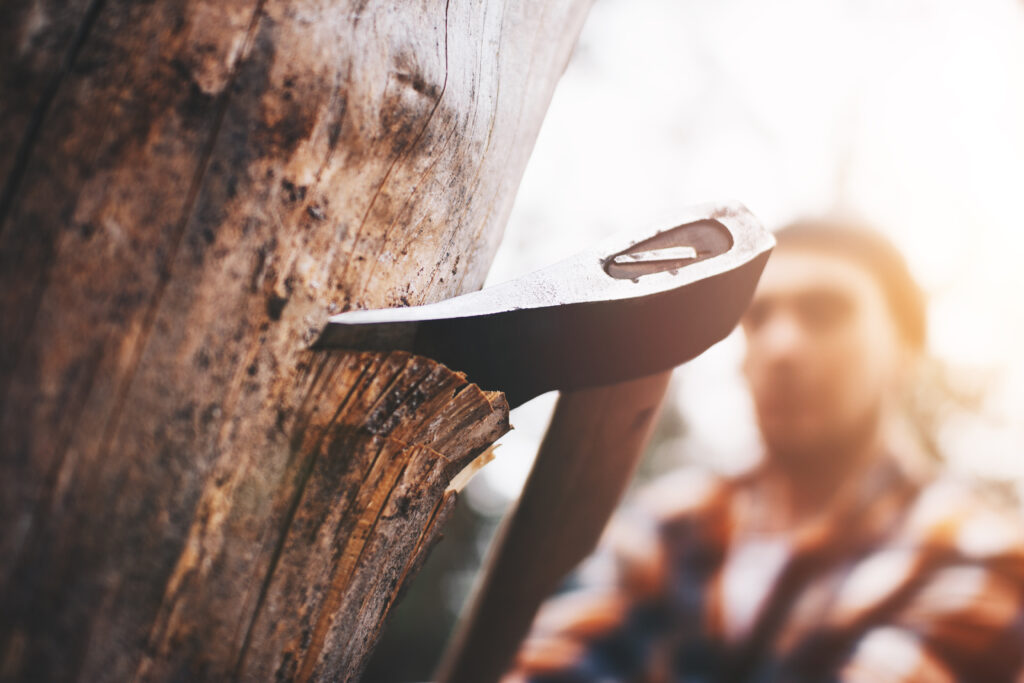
435, 370, 672, 683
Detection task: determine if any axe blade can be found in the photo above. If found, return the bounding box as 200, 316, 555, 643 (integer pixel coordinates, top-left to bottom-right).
315, 201, 773, 408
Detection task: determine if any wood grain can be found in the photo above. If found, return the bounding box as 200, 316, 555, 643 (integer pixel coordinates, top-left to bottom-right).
0, 0, 591, 680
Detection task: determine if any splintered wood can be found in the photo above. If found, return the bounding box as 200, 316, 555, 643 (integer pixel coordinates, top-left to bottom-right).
0, 0, 590, 680
141, 352, 510, 681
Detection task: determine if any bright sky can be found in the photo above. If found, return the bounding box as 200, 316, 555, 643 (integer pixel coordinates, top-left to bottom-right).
471, 0, 1024, 506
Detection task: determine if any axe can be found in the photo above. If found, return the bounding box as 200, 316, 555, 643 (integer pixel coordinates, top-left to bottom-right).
314, 201, 773, 682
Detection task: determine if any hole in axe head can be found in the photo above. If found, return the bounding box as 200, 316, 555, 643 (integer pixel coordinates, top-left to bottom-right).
603, 219, 733, 279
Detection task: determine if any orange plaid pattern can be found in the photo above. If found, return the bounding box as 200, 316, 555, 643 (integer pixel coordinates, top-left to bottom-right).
505, 458, 1024, 682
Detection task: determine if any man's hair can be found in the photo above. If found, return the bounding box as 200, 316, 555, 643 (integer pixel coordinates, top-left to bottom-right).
774, 217, 927, 350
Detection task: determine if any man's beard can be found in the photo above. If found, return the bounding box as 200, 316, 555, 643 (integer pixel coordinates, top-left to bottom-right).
764, 400, 884, 476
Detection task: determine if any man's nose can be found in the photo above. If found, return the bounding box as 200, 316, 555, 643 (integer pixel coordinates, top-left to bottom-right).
757, 312, 806, 363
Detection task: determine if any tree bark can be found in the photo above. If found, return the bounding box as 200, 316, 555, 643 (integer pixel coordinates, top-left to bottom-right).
0, 1, 591, 680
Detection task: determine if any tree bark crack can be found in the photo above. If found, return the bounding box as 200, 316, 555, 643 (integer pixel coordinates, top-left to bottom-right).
229, 352, 407, 675
423, 0, 507, 294
336, 0, 452, 306
0, 0, 106, 236
87, 0, 268, 512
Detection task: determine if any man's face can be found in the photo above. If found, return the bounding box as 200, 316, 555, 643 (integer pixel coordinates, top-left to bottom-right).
741, 246, 905, 460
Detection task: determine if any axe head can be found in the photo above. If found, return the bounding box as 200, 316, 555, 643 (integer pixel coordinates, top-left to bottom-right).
315, 202, 774, 408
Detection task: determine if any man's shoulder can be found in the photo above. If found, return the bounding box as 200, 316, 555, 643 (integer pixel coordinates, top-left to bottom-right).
900, 475, 1024, 560
829, 476, 1024, 679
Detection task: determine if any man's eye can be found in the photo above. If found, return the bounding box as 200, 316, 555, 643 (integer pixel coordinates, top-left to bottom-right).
797, 292, 851, 329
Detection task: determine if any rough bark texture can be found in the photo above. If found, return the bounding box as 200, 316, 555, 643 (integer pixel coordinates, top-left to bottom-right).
0, 0, 590, 680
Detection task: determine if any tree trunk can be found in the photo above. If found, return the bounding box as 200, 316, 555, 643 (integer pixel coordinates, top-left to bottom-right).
0, 1, 591, 680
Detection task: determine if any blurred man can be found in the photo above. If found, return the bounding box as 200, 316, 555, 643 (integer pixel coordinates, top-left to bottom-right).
505, 219, 1024, 682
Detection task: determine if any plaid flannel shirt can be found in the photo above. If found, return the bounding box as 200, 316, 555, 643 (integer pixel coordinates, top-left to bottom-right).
505, 456, 1024, 682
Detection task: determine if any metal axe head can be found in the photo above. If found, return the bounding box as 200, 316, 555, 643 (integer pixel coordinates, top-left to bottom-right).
314, 202, 774, 408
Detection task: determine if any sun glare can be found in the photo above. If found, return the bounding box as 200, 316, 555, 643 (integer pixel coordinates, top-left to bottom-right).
479, 0, 1024, 503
